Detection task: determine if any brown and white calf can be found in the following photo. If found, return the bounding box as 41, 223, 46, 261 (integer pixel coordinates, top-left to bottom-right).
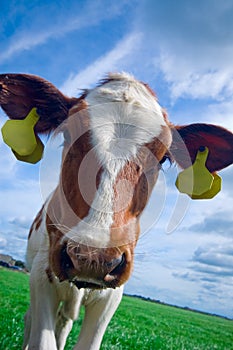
0, 73, 233, 350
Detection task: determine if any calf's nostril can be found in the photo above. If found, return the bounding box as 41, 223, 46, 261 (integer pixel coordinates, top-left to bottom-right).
106, 256, 123, 269
104, 254, 126, 282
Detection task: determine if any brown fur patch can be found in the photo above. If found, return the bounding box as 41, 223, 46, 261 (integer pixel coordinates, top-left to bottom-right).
28, 205, 44, 239
34, 206, 44, 231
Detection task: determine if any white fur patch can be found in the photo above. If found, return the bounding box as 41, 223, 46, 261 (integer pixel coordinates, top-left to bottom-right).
66, 73, 167, 247
26, 198, 52, 269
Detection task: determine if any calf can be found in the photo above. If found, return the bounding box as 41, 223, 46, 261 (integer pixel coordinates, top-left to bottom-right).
0, 72, 232, 350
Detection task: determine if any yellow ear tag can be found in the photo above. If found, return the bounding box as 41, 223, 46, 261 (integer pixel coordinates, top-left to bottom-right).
175, 147, 221, 199
1, 107, 44, 164
191, 173, 222, 199
12, 136, 44, 164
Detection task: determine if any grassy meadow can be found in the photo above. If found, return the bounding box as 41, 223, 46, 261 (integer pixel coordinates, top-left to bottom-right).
0, 267, 233, 350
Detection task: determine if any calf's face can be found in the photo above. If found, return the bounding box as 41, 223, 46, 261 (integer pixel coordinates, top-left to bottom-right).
49, 80, 172, 288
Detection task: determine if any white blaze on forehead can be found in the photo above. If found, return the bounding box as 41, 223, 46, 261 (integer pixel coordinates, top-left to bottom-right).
87, 72, 166, 162
66, 73, 168, 248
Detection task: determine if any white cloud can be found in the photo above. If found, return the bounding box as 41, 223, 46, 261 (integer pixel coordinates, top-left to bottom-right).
220, 167, 233, 198
8, 217, 33, 230
135, 0, 233, 101
60, 32, 142, 95
159, 55, 233, 101
0, 1, 132, 63
0, 143, 17, 179
0, 179, 42, 219
0, 177, 42, 260
205, 101, 233, 130
0, 237, 7, 249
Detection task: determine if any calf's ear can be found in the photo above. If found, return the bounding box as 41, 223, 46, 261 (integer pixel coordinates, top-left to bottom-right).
170, 123, 233, 172
0, 73, 78, 133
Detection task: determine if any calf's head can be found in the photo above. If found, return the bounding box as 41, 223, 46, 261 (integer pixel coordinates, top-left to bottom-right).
0, 73, 233, 288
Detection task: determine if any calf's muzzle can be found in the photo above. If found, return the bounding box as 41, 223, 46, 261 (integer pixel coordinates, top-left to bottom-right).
66, 243, 129, 288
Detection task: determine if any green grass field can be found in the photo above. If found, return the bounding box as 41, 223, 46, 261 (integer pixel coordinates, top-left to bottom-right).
0, 267, 233, 350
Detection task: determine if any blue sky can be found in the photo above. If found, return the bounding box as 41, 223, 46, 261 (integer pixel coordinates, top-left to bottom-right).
1, 0, 233, 318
